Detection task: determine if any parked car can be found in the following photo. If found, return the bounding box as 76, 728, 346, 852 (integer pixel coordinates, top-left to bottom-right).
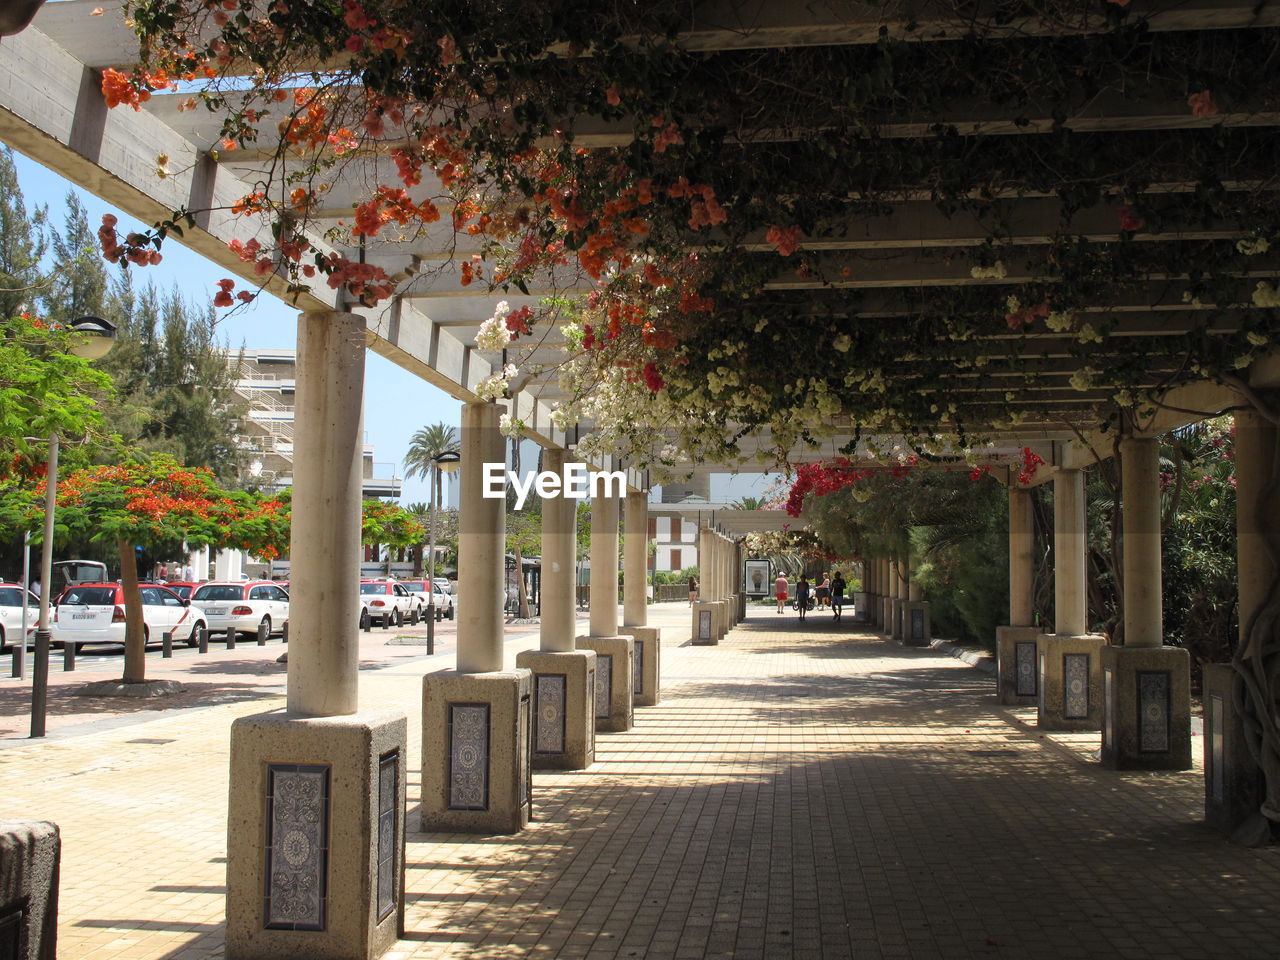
0, 582, 39, 649
401, 580, 455, 620
433, 577, 453, 594
189, 580, 290, 639
51, 582, 205, 647
161, 581, 202, 601
359, 579, 417, 627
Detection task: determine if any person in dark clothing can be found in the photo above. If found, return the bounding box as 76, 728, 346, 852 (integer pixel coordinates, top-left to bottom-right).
830, 571, 847, 620
795, 576, 811, 622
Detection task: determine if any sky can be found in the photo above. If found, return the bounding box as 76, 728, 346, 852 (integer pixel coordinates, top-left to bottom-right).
12, 149, 778, 506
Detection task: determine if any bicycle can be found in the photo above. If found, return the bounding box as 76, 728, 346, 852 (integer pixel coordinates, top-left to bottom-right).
789, 595, 816, 612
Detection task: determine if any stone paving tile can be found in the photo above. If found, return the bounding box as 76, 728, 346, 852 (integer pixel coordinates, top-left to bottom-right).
4, 604, 1280, 958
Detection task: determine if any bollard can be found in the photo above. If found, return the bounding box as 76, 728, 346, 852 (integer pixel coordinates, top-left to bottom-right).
282, 620, 289, 643
226, 627, 236, 650
162, 632, 173, 658
11, 642, 24, 679
198, 625, 208, 654
63, 641, 75, 672
382, 611, 390, 630
256, 620, 267, 646
409, 607, 419, 626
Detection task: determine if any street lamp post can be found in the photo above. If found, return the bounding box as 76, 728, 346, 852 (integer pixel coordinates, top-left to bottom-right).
30, 316, 118, 738
426, 450, 460, 655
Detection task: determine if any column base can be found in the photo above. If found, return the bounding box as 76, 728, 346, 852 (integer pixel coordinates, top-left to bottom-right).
1037, 634, 1106, 731
901, 601, 931, 645
0, 819, 59, 960
853, 593, 870, 622
1100, 645, 1191, 770
1203, 663, 1269, 839
576, 636, 635, 731
891, 599, 905, 640
227, 709, 407, 960
515, 650, 597, 770
692, 601, 719, 645
421, 670, 532, 834
618, 626, 662, 706
996, 626, 1042, 706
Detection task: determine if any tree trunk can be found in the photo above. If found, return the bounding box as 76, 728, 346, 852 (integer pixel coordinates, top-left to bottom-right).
119, 536, 147, 684
412, 543, 424, 577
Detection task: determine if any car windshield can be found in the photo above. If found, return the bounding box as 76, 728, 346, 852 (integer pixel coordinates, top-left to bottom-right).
169, 585, 193, 599
359, 583, 385, 595
0, 587, 30, 606
61, 586, 117, 606
403, 582, 426, 591
193, 585, 245, 602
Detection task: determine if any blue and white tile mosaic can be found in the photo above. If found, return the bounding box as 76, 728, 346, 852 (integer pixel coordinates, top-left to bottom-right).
265, 763, 329, 931
448, 703, 489, 810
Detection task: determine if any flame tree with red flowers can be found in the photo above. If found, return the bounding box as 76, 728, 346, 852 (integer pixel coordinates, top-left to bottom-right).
0, 455, 290, 685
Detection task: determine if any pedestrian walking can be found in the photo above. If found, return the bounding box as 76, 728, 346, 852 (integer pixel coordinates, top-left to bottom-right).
816, 572, 831, 608
688, 575, 699, 605
774, 572, 789, 613
831, 571, 847, 621
796, 575, 811, 622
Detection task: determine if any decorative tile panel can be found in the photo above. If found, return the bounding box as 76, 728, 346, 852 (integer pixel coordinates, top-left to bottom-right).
1015, 641, 1037, 697
698, 610, 712, 640
587, 669, 597, 754
1103, 668, 1114, 749
376, 750, 398, 922
1138, 671, 1171, 753
264, 763, 329, 931
1063, 653, 1089, 719
448, 703, 490, 810
1210, 694, 1225, 803
519, 693, 531, 806
535, 674, 567, 754
596, 654, 613, 719
633, 640, 644, 696
910, 608, 925, 641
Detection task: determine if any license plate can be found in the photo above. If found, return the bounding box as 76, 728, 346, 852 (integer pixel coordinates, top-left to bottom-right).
71, 613, 96, 620
207, 608, 225, 615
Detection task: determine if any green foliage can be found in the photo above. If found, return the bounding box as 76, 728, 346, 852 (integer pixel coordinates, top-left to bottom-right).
0, 147, 47, 320
0, 313, 115, 470
652, 565, 699, 586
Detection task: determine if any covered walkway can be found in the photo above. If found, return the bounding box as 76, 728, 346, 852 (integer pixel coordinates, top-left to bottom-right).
4, 603, 1277, 959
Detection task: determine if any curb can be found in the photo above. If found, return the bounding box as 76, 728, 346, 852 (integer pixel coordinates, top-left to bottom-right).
929, 640, 996, 676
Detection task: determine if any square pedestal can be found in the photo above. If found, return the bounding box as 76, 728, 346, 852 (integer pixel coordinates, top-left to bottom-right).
1100, 645, 1191, 770
618, 626, 662, 706
1037, 634, 1106, 731
421, 670, 533, 834
691, 601, 719, 645
996, 626, 1042, 705
1203, 663, 1265, 837
891, 599, 905, 640
576, 636, 635, 731
0, 820, 59, 960
737, 592, 747, 622
227, 709, 408, 960
880, 597, 892, 634
901, 601, 931, 646
514, 649, 597, 770
853, 592, 870, 622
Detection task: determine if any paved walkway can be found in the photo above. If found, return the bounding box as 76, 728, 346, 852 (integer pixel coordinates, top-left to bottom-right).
3, 603, 1280, 959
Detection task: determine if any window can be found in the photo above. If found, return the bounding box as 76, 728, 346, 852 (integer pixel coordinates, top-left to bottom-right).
671, 548, 682, 569
62, 587, 118, 606
194, 585, 245, 602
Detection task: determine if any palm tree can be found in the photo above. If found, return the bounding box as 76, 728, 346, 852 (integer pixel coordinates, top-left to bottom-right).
404, 423, 459, 510
732, 496, 765, 511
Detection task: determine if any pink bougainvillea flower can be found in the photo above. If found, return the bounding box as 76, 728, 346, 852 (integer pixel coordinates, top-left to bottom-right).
1188, 90, 1219, 119
766, 224, 803, 256
1118, 205, 1144, 232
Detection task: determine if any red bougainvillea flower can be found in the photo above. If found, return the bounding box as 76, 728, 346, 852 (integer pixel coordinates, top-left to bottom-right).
1187, 90, 1219, 119
766, 225, 803, 257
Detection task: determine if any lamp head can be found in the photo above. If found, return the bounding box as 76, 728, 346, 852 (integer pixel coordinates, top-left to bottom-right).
67, 315, 118, 360
435, 450, 461, 474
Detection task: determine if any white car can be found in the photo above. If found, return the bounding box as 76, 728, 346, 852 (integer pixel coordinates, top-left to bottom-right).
52, 582, 206, 647
400, 580, 454, 620
359, 579, 418, 627
190, 580, 290, 639
0, 582, 39, 649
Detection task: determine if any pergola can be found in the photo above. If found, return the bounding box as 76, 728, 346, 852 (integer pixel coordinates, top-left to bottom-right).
4, 2, 1279, 957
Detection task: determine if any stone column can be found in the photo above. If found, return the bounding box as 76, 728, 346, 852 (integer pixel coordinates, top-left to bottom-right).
618, 490, 661, 706
1038, 468, 1105, 731
422, 401, 532, 833
517, 448, 597, 768
891, 556, 906, 640
579, 484, 633, 731
998, 485, 1041, 705
1102, 437, 1191, 769
1205, 409, 1277, 834
902, 555, 930, 645
228, 311, 407, 960
692, 526, 718, 644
